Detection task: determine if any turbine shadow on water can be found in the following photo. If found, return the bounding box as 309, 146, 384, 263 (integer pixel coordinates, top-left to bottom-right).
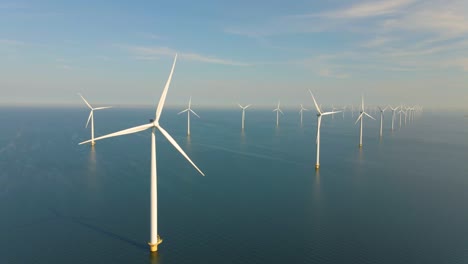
48, 208, 147, 251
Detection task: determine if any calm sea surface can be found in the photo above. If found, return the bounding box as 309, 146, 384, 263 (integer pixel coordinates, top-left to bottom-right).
1, 107, 467, 263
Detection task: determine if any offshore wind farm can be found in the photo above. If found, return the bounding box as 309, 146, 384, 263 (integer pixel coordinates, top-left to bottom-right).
2, 0, 468, 263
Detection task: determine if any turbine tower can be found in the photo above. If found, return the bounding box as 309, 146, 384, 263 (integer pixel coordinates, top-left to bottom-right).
79, 55, 204, 253
378, 106, 388, 137
238, 104, 251, 130
78, 94, 112, 146
299, 104, 308, 126
178, 96, 200, 136
273, 101, 284, 127
389, 105, 399, 131
355, 95, 375, 148
309, 90, 341, 169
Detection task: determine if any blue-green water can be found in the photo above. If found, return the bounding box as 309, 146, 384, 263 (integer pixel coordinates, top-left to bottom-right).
1, 107, 467, 263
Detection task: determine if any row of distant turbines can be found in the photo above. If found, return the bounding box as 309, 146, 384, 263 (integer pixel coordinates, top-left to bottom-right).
77, 54, 422, 253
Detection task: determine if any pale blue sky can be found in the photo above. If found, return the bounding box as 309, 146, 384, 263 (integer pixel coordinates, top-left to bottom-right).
1, 0, 467, 109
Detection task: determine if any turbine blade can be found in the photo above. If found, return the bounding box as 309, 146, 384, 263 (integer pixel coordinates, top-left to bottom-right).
85, 111, 93, 128
78, 93, 93, 109
322, 110, 342, 116
79, 123, 153, 145
355, 113, 364, 124
155, 54, 177, 122
93, 106, 112, 110
364, 112, 376, 120
308, 90, 322, 114
188, 96, 192, 109
157, 125, 205, 176
190, 109, 200, 118
245, 104, 251, 109
238, 103, 243, 108
279, 109, 284, 115
178, 109, 189, 115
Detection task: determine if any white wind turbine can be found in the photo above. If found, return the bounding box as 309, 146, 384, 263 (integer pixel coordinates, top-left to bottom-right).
389, 105, 399, 131
342, 105, 347, 119
398, 105, 405, 128
78, 94, 112, 146
299, 104, 308, 126
79, 55, 204, 253
309, 90, 341, 169
355, 96, 375, 148
378, 106, 388, 137
238, 103, 251, 129
331, 105, 338, 119
273, 101, 284, 127
178, 96, 200, 136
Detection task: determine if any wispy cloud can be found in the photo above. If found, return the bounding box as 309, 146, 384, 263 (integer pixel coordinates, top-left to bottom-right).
0, 39, 25, 46
316, 0, 416, 19
125, 46, 250, 66
319, 68, 350, 79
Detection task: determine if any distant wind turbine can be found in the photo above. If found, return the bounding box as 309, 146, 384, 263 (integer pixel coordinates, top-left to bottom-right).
79, 54, 204, 253
378, 106, 388, 137
178, 97, 200, 136
398, 105, 405, 128
355, 96, 375, 148
78, 94, 112, 146
299, 104, 308, 126
273, 101, 284, 127
309, 90, 341, 169
238, 103, 251, 129
389, 105, 399, 131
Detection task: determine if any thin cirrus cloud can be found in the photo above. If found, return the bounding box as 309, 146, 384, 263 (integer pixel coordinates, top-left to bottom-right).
125, 46, 250, 66
314, 0, 416, 19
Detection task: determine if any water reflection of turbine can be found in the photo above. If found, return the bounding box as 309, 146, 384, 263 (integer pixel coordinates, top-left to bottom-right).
87, 146, 98, 190
149, 251, 161, 263
185, 135, 192, 152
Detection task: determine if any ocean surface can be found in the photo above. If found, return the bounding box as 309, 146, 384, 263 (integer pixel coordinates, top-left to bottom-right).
1, 107, 467, 263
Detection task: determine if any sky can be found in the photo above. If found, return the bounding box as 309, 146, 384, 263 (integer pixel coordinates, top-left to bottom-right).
1, 0, 467, 110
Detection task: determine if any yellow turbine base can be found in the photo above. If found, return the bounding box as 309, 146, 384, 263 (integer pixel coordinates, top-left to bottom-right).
315, 164, 320, 169
359, 144, 362, 148
91, 141, 95, 146
148, 236, 163, 252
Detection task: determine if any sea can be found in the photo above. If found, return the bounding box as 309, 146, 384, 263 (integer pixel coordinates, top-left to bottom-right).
1, 107, 467, 263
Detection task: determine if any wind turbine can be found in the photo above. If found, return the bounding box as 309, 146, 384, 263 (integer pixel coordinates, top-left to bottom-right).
378, 106, 388, 137
78, 94, 112, 146
342, 105, 347, 119
309, 90, 341, 169
238, 103, 251, 129
389, 105, 399, 131
299, 104, 308, 126
331, 105, 338, 119
79, 55, 204, 253
273, 101, 284, 127
355, 95, 375, 148
398, 105, 404, 128
178, 96, 200, 136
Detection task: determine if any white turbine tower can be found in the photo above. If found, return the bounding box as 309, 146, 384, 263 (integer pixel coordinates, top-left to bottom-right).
299, 104, 308, 126
378, 106, 388, 137
78, 94, 112, 146
355, 96, 375, 148
273, 101, 284, 127
389, 105, 399, 131
178, 96, 200, 136
238, 104, 251, 129
342, 106, 347, 119
79, 55, 204, 253
309, 90, 341, 169
398, 105, 404, 128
